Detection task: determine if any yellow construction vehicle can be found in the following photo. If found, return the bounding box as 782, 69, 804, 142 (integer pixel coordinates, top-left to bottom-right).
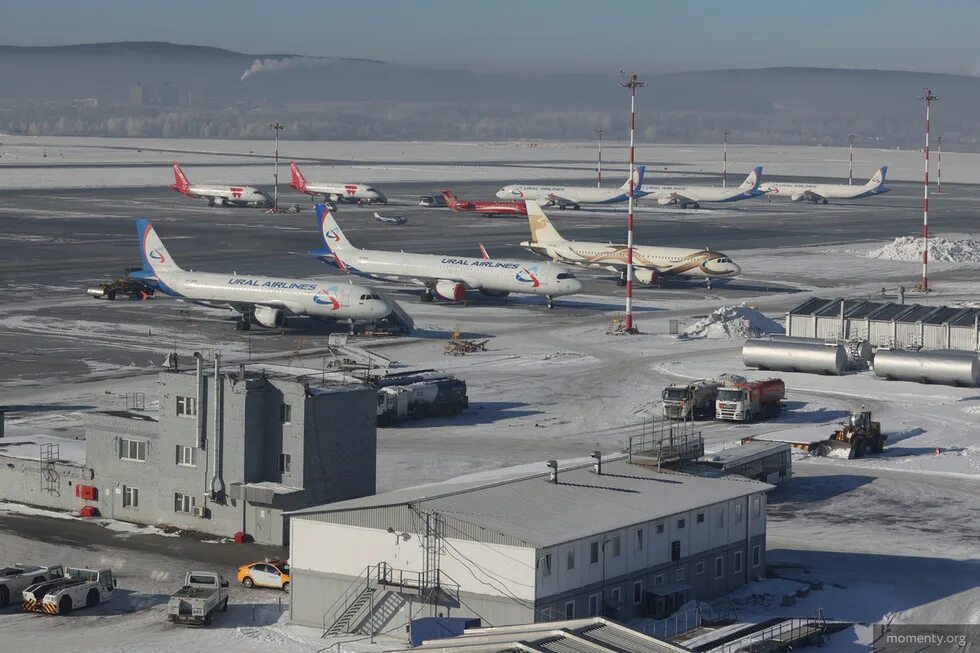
820, 409, 886, 459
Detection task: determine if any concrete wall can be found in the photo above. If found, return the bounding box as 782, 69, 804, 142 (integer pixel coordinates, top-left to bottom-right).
0, 455, 91, 512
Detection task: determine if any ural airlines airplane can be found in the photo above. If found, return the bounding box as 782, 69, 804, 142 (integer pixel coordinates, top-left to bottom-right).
496, 166, 645, 209
288, 161, 387, 204
310, 205, 583, 308
169, 162, 271, 208
130, 219, 391, 330
761, 166, 889, 203
520, 202, 740, 288
639, 166, 765, 209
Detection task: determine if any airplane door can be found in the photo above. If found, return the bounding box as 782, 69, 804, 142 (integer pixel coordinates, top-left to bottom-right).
337, 286, 353, 305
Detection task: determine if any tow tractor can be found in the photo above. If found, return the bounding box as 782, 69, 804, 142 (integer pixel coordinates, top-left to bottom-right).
86, 268, 154, 300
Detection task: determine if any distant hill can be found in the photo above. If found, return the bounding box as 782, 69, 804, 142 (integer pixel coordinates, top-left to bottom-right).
0, 41, 976, 147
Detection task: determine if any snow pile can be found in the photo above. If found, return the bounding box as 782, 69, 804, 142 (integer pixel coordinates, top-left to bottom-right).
866, 235, 980, 262
680, 304, 784, 340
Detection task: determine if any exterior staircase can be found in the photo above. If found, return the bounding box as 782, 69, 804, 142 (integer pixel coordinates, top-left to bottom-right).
324, 585, 376, 636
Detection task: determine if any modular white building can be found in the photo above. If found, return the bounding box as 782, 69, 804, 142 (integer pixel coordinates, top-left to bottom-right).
287, 457, 771, 634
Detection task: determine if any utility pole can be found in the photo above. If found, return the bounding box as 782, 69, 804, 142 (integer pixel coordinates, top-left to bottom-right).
936, 135, 943, 194
919, 89, 938, 292
848, 134, 855, 185
596, 128, 607, 187
620, 73, 644, 334
722, 130, 729, 187
269, 121, 284, 212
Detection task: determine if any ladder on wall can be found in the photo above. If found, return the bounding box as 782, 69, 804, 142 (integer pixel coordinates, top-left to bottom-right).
40, 443, 59, 496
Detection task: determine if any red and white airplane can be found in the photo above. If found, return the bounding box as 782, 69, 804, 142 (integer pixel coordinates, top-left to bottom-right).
288, 161, 386, 204
169, 162, 271, 208
441, 191, 528, 217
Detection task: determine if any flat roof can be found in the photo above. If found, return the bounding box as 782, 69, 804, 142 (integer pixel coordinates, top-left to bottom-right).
290, 457, 771, 548
0, 434, 86, 465
702, 441, 790, 467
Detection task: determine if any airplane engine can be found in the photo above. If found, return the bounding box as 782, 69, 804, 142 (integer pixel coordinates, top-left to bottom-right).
253, 305, 286, 328
657, 196, 675, 206
434, 280, 466, 302
633, 268, 658, 284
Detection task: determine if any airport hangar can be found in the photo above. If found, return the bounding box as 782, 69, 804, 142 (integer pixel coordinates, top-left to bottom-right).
286, 457, 771, 632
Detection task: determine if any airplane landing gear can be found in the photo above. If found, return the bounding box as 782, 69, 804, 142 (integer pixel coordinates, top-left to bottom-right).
617, 270, 627, 287
236, 315, 251, 331
421, 289, 434, 303
546, 295, 555, 310
821, 199, 829, 204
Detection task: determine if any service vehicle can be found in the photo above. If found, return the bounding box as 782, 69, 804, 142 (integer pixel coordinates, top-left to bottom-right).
821, 409, 886, 459
237, 559, 290, 592
167, 571, 229, 626
716, 378, 785, 422
0, 564, 64, 608
376, 375, 468, 426
22, 567, 116, 615
418, 194, 446, 207
662, 380, 721, 420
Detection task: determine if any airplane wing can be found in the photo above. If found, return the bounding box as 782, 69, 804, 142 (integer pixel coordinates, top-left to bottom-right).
546, 193, 577, 207
670, 192, 698, 206
226, 299, 306, 315
794, 190, 826, 202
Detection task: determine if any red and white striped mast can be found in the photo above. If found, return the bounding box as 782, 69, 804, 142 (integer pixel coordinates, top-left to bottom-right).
597, 128, 606, 187
936, 135, 943, 194
722, 130, 729, 187
920, 89, 938, 292
621, 73, 644, 333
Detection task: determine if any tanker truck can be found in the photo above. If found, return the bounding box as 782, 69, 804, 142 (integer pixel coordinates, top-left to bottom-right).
376, 376, 468, 426
715, 378, 785, 422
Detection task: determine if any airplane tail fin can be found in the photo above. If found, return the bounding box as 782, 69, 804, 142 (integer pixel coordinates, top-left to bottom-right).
441, 190, 457, 208
136, 219, 183, 276
739, 166, 763, 190
289, 161, 308, 192
621, 165, 646, 192
311, 204, 357, 268
525, 201, 564, 244
867, 166, 887, 187
170, 162, 190, 193
479, 243, 490, 259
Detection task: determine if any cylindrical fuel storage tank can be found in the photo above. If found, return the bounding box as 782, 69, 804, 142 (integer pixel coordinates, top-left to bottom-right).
845, 340, 873, 369
743, 339, 848, 375
872, 349, 980, 387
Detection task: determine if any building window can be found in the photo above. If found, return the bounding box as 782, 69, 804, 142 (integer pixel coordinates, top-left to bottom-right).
735, 503, 744, 523
566, 548, 575, 570
175, 395, 197, 417
119, 438, 146, 462
655, 522, 664, 535
677, 518, 685, 529
633, 580, 643, 605
564, 601, 575, 619
610, 587, 621, 610
752, 545, 761, 567
676, 567, 686, 581
715, 556, 724, 580
612, 535, 621, 558
279, 453, 291, 474
671, 541, 681, 562
752, 496, 761, 517
175, 492, 196, 514
716, 509, 725, 529
588, 593, 600, 617
654, 574, 664, 586
734, 550, 743, 574
696, 561, 705, 575
540, 554, 552, 577
122, 486, 139, 508
635, 528, 644, 551
696, 512, 704, 524
176, 445, 195, 467
279, 403, 292, 424
590, 541, 599, 564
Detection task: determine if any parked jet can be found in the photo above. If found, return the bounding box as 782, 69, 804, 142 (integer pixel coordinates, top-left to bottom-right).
130, 219, 391, 330
638, 166, 765, 209
375, 212, 407, 225
441, 191, 528, 217
496, 166, 645, 209
520, 201, 740, 288
169, 162, 271, 208
288, 161, 386, 204
761, 166, 889, 203
310, 205, 582, 308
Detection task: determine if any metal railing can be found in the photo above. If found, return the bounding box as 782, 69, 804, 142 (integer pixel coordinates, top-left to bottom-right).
628, 417, 703, 467
713, 613, 828, 653
321, 565, 373, 636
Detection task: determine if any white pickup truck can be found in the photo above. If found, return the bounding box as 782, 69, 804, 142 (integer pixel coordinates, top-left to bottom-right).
0, 564, 64, 608
167, 572, 229, 626
22, 567, 117, 615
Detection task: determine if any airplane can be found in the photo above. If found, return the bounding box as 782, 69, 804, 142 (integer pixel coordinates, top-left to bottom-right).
441, 191, 528, 217
310, 204, 583, 308
761, 166, 889, 203
495, 166, 645, 209
520, 201, 741, 288
129, 218, 392, 331
638, 166, 765, 209
375, 212, 407, 225
288, 161, 387, 204
169, 162, 271, 208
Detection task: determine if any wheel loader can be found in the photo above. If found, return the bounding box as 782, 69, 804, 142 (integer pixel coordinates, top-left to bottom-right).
818, 409, 886, 459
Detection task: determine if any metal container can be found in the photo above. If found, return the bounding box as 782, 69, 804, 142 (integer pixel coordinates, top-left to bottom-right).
768, 335, 872, 370
872, 349, 980, 387
743, 339, 848, 375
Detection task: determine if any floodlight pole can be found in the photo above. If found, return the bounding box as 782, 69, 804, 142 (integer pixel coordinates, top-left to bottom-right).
722, 130, 729, 188
269, 121, 284, 211
936, 135, 943, 194
919, 89, 938, 292
620, 73, 644, 334
848, 134, 855, 185
597, 128, 607, 187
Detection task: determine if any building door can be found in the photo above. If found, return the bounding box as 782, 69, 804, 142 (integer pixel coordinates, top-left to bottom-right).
246, 503, 273, 544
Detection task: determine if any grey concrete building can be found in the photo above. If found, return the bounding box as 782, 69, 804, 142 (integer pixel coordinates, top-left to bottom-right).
287, 457, 771, 635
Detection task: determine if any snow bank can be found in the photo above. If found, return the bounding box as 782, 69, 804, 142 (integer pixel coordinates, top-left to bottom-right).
866, 235, 980, 263
679, 304, 784, 340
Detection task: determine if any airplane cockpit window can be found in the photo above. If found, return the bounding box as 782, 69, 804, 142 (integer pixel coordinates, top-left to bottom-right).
556, 273, 577, 280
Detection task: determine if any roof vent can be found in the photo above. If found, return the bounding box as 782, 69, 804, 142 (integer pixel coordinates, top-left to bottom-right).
591, 450, 602, 475
546, 460, 558, 484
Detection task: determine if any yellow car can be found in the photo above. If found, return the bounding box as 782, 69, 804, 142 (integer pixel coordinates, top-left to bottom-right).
237, 559, 290, 592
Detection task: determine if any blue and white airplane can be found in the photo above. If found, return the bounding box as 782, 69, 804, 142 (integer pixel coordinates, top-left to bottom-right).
129, 219, 391, 330
639, 166, 766, 209
310, 205, 583, 308
495, 166, 645, 209
761, 166, 889, 203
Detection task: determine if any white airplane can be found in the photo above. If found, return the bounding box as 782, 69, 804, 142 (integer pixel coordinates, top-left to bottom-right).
169, 162, 271, 207
638, 166, 765, 209
495, 166, 645, 209
310, 205, 583, 308
129, 219, 392, 331
761, 166, 889, 203
288, 161, 387, 204
520, 202, 741, 288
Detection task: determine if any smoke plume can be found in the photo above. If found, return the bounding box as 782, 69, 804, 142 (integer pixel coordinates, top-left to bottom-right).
240, 56, 334, 81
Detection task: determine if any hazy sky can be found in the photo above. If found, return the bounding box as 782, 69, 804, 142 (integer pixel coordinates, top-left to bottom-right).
3, 0, 978, 75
